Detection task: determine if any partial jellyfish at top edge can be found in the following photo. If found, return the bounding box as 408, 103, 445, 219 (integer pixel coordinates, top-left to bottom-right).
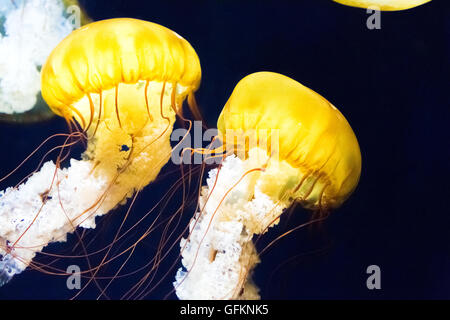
0, 18, 202, 289
0, 0, 90, 123
174, 72, 362, 299
333, 0, 431, 11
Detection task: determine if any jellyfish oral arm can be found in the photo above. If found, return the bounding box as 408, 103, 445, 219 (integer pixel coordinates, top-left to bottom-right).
0, 106, 174, 287
0, 159, 109, 285
0, 80, 179, 285
174, 149, 289, 300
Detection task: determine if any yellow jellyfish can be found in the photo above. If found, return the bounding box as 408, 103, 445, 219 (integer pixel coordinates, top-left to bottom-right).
333, 0, 431, 11
41, 17, 201, 194
0, 18, 201, 287
175, 72, 361, 300
0, 0, 91, 123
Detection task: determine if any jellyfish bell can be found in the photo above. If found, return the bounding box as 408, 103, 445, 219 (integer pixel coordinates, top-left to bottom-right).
333, 0, 431, 11
217, 71, 361, 210
174, 72, 361, 299
0, 18, 201, 287
0, 0, 90, 123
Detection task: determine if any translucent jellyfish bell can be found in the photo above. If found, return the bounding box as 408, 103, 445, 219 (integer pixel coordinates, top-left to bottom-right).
0, 18, 201, 286
174, 72, 361, 299
0, 0, 90, 123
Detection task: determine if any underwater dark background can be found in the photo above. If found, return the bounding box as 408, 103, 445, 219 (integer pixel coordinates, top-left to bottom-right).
0, 0, 448, 299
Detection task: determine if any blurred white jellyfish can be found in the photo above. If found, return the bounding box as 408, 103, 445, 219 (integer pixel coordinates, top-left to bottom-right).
0, 0, 89, 122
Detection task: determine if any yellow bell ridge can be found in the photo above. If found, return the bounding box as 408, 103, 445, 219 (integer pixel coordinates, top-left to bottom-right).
217, 72, 361, 210
333, 0, 431, 11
